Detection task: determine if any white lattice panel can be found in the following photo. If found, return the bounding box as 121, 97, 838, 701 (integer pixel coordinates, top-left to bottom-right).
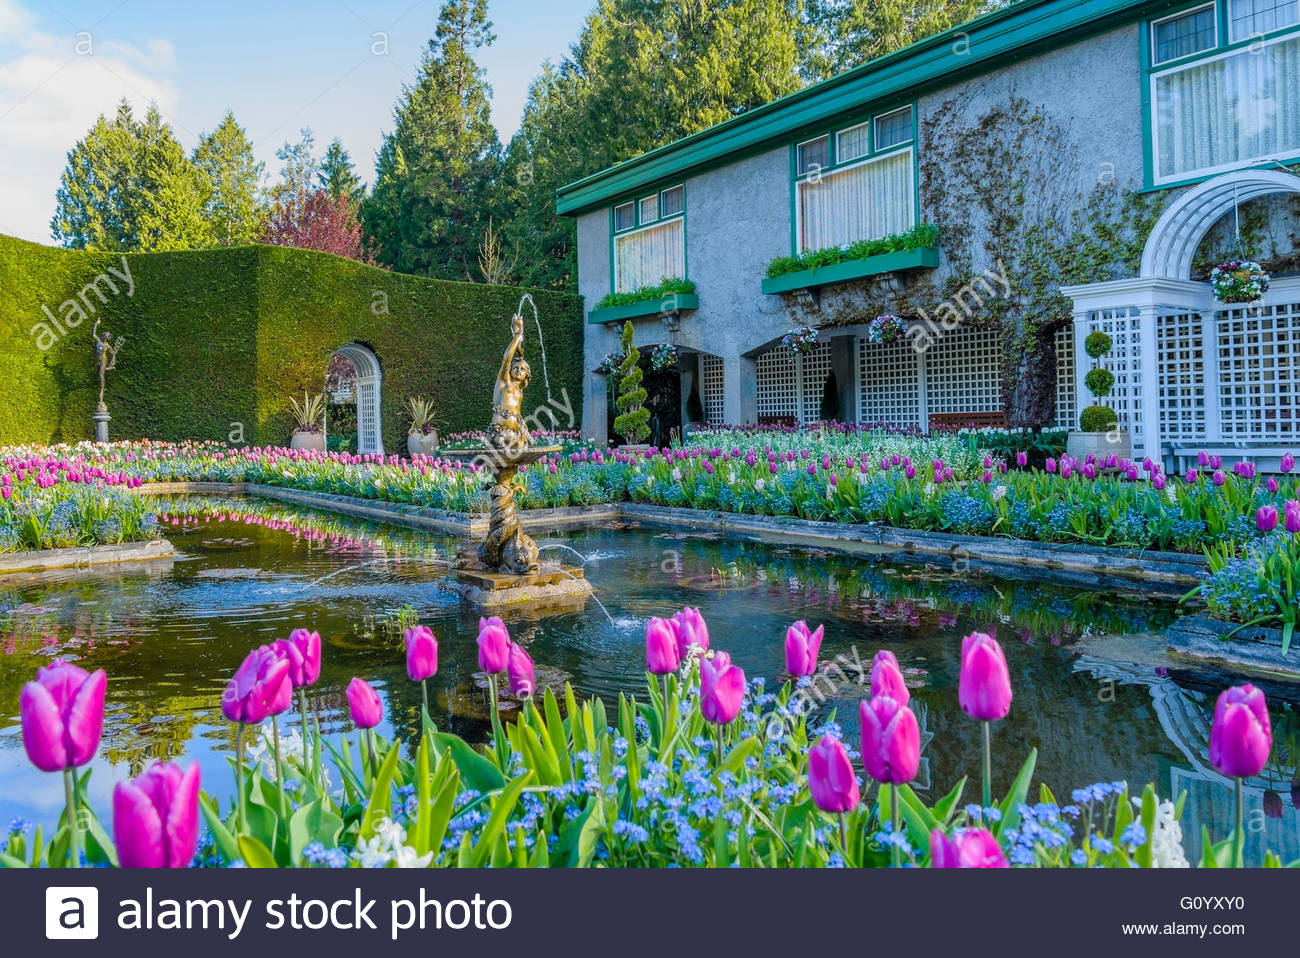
1157, 311, 1207, 441
1054, 326, 1076, 430
700, 354, 725, 425
756, 347, 800, 422
1215, 302, 1300, 440
800, 342, 833, 422
858, 336, 920, 427
924, 327, 1002, 415
1085, 308, 1142, 439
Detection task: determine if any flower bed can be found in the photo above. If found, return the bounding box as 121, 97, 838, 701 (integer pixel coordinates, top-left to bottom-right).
0, 455, 154, 552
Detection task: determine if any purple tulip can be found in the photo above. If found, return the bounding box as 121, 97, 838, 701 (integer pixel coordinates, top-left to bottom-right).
808, 735, 860, 813
1209, 684, 1271, 779
671, 606, 710, 657
405, 626, 438, 682
113, 762, 201, 868
870, 650, 909, 706
1045, 457, 1056, 473
222, 646, 292, 724
507, 643, 535, 698
784, 620, 824, 676
1282, 453, 1295, 473
20, 660, 107, 772
273, 628, 321, 688
859, 695, 920, 784
1153, 473, 1167, 491
1016, 451, 1028, 467
1258, 506, 1279, 532
1212, 470, 1226, 486
959, 632, 1012, 722
346, 677, 383, 730
699, 651, 745, 725
930, 828, 1008, 868
1267, 477, 1279, 493
645, 617, 681, 674
478, 616, 511, 673
1197, 450, 1210, 466
1285, 500, 1300, 534
1184, 468, 1199, 484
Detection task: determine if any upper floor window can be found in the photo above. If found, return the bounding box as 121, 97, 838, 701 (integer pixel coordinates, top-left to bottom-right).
793, 106, 916, 253
1148, 2, 1300, 183
611, 184, 686, 293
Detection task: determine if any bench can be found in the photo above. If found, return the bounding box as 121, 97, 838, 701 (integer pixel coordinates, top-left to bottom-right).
927, 411, 1007, 432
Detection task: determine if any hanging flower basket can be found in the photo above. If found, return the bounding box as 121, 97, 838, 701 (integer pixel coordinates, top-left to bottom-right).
867, 314, 907, 345
1210, 260, 1270, 304
597, 351, 625, 375
781, 325, 819, 356
650, 343, 679, 372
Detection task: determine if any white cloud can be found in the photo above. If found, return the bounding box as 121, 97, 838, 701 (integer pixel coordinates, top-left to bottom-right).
0, 0, 179, 243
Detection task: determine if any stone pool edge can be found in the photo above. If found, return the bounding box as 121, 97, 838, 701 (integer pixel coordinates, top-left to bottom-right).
134, 481, 1206, 587
0, 538, 174, 574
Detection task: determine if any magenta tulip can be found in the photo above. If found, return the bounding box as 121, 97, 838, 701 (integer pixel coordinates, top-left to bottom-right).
808, 735, 860, 814
1258, 506, 1279, 532
507, 643, 535, 698
1209, 684, 1271, 779
477, 616, 511, 673
699, 651, 745, 724
645, 617, 681, 674
113, 762, 201, 868
784, 620, 824, 676
671, 606, 710, 657
346, 677, 383, 730
858, 695, 920, 785
1282, 453, 1295, 473
930, 828, 1008, 868
1285, 500, 1300, 533
405, 626, 438, 682
20, 660, 107, 772
273, 628, 321, 688
959, 632, 1012, 722
867, 651, 908, 707
222, 645, 292, 724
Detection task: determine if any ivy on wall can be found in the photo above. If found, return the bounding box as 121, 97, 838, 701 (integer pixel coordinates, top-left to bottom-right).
0, 235, 584, 450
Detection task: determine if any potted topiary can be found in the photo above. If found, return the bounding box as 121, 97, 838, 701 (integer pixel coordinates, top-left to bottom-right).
613, 321, 650, 450
405, 396, 440, 456
288, 391, 327, 451
1066, 330, 1130, 460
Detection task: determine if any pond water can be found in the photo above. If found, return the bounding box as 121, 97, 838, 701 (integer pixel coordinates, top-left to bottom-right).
1, 495, 1297, 865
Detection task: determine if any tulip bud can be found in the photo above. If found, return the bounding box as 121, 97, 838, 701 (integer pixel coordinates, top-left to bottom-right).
405, 626, 438, 682
1285, 500, 1300, 534
784, 620, 824, 676
346, 677, 384, 730
1258, 506, 1279, 532
1209, 684, 1271, 779
959, 632, 1012, 722
507, 643, 535, 698
645, 617, 681, 674
477, 616, 511, 673
929, 827, 1008, 868
870, 649, 909, 706
1281, 452, 1295, 473
859, 695, 920, 784
20, 660, 107, 772
699, 651, 745, 725
273, 628, 322, 688
671, 606, 710, 657
808, 735, 860, 813
222, 646, 292, 724
113, 762, 201, 868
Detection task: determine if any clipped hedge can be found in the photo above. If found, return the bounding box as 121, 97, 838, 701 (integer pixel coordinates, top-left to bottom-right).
0, 235, 584, 451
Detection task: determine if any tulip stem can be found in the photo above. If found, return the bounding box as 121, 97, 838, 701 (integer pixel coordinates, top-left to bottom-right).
235, 724, 247, 831
661, 674, 670, 718
838, 813, 849, 862
715, 722, 726, 768
982, 721, 993, 810
421, 679, 430, 722
62, 767, 79, 868
1234, 776, 1245, 868
298, 688, 315, 789
891, 786, 901, 869
488, 676, 506, 768
364, 729, 378, 783
272, 716, 289, 822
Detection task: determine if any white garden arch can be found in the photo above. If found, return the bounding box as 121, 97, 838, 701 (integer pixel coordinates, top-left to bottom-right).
333, 344, 384, 455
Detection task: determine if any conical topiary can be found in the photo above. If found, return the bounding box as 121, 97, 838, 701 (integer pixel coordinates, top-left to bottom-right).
613, 321, 650, 444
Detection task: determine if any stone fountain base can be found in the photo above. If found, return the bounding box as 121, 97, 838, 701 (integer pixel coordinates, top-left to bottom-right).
450, 544, 591, 609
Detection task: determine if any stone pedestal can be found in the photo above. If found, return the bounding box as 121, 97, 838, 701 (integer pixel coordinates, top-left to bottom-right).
93, 409, 111, 443
450, 543, 591, 609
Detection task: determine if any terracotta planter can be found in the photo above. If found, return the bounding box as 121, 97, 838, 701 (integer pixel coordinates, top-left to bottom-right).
290, 430, 326, 452
1066, 430, 1131, 462
408, 431, 439, 457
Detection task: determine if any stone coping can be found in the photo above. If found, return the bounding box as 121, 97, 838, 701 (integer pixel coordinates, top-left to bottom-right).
1167, 616, 1299, 681
0, 538, 174, 574
132, 481, 1207, 588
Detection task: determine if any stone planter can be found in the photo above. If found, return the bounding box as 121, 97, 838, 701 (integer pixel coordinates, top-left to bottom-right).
408, 431, 439, 457
1066, 429, 1131, 461
290, 430, 326, 452
1167, 615, 1297, 678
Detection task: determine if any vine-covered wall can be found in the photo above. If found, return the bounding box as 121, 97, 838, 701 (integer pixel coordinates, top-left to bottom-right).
0, 234, 585, 450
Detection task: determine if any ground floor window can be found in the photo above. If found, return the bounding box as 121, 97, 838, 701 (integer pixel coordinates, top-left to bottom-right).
755, 341, 833, 424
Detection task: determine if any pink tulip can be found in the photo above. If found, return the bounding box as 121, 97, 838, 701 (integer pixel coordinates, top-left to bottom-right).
699, 651, 745, 724
1184, 468, 1199, 483
478, 616, 511, 673
273, 628, 321, 688
1285, 500, 1300, 534
808, 735, 860, 813
645, 617, 681, 674
1016, 451, 1028, 467
405, 626, 438, 682
784, 620, 824, 676
671, 606, 710, 657
1282, 453, 1295, 473
1212, 470, 1225, 486
20, 660, 107, 772
113, 762, 201, 868
346, 677, 383, 730
859, 695, 920, 784
930, 828, 1008, 868
959, 632, 1012, 722
870, 650, 910, 706
507, 643, 535, 698
1209, 684, 1271, 779
1045, 457, 1056, 473
1258, 506, 1279, 532
222, 646, 292, 724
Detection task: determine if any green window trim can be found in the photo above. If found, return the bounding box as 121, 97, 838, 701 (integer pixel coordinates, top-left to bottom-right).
607, 183, 689, 296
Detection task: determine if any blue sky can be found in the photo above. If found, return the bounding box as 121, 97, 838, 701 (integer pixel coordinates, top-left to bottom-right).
0, 0, 595, 243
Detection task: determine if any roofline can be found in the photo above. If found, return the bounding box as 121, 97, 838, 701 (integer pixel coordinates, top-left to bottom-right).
556, 0, 1179, 216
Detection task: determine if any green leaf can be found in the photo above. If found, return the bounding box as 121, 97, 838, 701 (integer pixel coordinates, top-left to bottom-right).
433, 732, 504, 792
360, 739, 403, 840
994, 748, 1038, 839
555, 796, 604, 867
0, 852, 30, 868
543, 687, 568, 759
467, 774, 532, 868
289, 800, 343, 865
238, 835, 279, 868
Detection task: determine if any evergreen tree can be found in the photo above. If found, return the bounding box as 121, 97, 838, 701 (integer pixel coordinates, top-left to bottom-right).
613, 322, 650, 444
271, 129, 318, 206
362, 0, 502, 279
192, 111, 265, 246
810, 0, 997, 74
318, 138, 363, 203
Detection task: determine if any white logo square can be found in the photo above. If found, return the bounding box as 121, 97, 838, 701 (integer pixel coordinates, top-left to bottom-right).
45, 886, 99, 940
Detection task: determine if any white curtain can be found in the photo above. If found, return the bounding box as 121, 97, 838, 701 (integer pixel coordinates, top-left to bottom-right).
798, 150, 914, 252
614, 219, 685, 292
1156, 34, 1300, 179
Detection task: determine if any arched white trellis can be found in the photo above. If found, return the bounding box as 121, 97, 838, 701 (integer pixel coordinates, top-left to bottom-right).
1141, 168, 1300, 280
333, 344, 384, 455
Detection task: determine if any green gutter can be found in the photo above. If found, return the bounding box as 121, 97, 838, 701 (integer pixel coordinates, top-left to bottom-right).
556, 0, 1181, 216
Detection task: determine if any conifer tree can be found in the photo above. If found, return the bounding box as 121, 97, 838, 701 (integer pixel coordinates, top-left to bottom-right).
192, 111, 265, 246
613, 322, 650, 444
